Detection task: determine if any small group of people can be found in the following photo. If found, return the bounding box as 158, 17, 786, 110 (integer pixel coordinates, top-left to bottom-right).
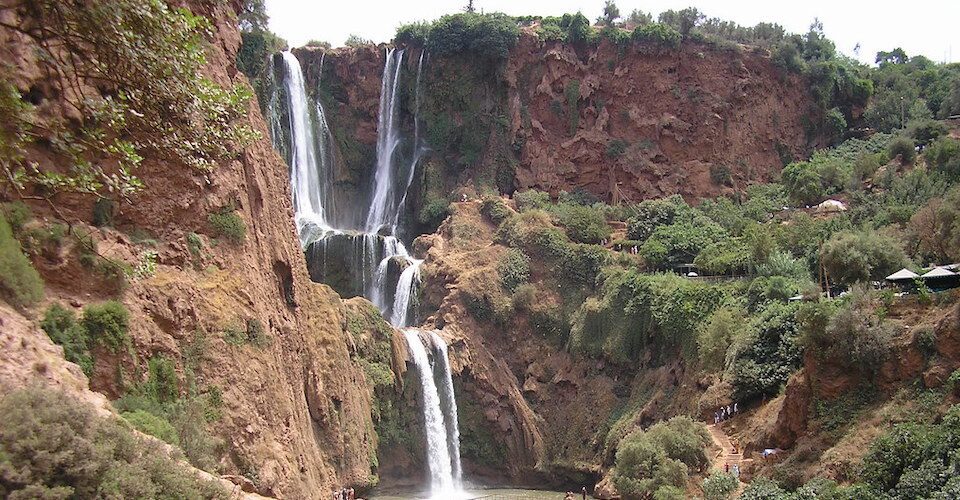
713, 402, 739, 424
331, 487, 355, 500
724, 462, 741, 479
563, 487, 590, 500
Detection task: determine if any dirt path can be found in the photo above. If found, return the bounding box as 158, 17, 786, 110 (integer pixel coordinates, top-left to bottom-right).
707, 423, 746, 494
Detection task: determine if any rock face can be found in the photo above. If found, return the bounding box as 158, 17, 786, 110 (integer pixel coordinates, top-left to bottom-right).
298, 31, 820, 209
506, 34, 818, 202
0, 1, 381, 497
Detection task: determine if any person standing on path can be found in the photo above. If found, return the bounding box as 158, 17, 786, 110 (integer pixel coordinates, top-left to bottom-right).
582, 486, 588, 500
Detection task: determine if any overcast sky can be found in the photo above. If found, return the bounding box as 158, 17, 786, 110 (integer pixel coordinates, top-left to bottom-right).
265, 0, 959, 66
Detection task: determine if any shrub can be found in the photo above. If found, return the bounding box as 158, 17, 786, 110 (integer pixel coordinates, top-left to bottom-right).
81, 301, 130, 352
732, 302, 801, 401
0, 214, 43, 308
418, 199, 450, 229
697, 306, 748, 371
480, 196, 512, 224
887, 136, 917, 165
1, 201, 31, 233
781, 161, 825, 205
122, 409, 179, 445
631, 23, 681, 50
822, 289, 895, 372
606, 139, 628, 158
514, 189, 551, 212
907, 119, 947, 146
702, 471, 738, 500
613, 416, 711, 499
208, 208, 246, 243
562, 243, 607, 285
497, 249, 530, 292
640, 217, 728, 270
41, 304, 93, 375
626, 195, 691, 241
925, 137, 960, 180
93, 198, 114, 227
709, 164, 733, 186
146, 356, 180, 404
0, 388, 227, 498
554, 204, 611, 243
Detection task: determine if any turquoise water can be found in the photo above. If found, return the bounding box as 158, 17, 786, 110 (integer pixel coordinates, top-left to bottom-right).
371, 488, 587, 500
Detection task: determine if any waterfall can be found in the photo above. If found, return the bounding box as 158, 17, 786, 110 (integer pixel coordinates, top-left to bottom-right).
404, 330, 462, 497
280, 51, 336, 245
429, 330, 463, 485
391, 259, 423, 327
275, 48, 463, 495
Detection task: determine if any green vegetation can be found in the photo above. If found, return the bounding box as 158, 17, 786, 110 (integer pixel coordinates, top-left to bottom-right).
0, 214, 43, 308
0, 0, 256, 206
40, 304, 94, 375
223, 318, 270, 348
0, 387, 226, 498
497, 249, 531, 292
208, 207, 247, 243
702, 471, 738, 500
612, 416, 711, 499
395, 12, 519, 66
81, 301, 131, 353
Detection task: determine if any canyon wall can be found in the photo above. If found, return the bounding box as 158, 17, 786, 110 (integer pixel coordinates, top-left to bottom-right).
297, 29, 822, 213
0, 1, 387, 497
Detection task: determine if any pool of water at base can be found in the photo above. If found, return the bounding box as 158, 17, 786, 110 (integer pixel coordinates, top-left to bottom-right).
370, 488, 595, 500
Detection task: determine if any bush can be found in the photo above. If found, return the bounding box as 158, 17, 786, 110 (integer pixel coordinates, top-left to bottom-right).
208, 208, 246, 243
606, 139, 628, 158
925, 137, 960, 180
554, 204, 611, 243
498, 249, 530, 292
697, 306, 748, 371
631, 23, 682, 50
907, 119, 947, 146
514, 189, 551, 212
0, 388, 227, 498
732, 302, 801, 401
626, 195, 691, 241
480, 196, 512, 224
822, 289, 895, 372
418, 199, 450, 229
702, 471, 738, 500
887, 136, 917, 165
640, 216, 728, 270
859, 404, 960, 498
81, 300, 130, 352
0, 214, 43, 308
613, 416, 711, 499
122, 409, 179, 445
1, 201, 31, 232
41, 304, 93, 375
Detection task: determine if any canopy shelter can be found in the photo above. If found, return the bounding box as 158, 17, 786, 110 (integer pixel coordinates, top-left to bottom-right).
921, 267, 957, 279
885, 268, 919, 281
920, 266, 960, 292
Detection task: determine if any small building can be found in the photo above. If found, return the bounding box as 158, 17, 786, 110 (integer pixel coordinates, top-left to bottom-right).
920, 266, 960, 292
885, 268, 919, 291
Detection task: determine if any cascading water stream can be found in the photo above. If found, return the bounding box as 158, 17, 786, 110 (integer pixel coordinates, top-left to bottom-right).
280, 51, 336, 244
404, 330, 462, 497
275, 48, 463, 496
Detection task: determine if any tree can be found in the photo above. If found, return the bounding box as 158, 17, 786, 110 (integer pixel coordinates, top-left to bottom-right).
625, 9, 653, 28
820, 230, 908, 286
658, 8, 704, 36
876, 48, 909, 66
345, 34, 373, 47
464, 0, 475, 13
598, 1, 620, 27
0, 0, 256, 207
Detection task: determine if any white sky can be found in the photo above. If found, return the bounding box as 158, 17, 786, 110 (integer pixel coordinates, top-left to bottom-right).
265, 0, 959, 66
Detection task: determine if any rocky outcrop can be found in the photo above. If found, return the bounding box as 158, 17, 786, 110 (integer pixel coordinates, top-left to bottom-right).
0, 1, 383, 497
